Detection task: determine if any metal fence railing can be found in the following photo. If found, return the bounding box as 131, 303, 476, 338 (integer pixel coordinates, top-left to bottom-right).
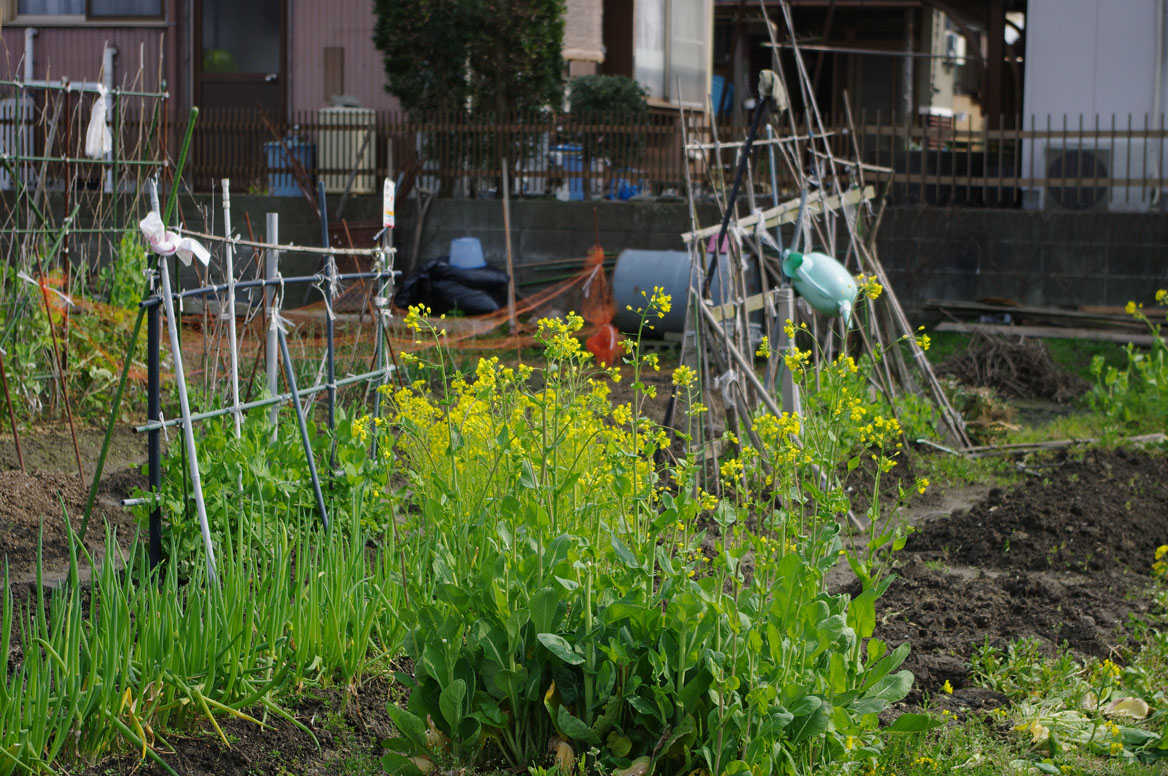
179, 108, 1168, 210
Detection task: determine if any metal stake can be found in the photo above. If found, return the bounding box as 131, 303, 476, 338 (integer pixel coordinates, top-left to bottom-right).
222, 179, 241, 440
159, 251, 219, 582
265, 213, 279, 434
317, 180, 337, 468
278, 327, 329, 532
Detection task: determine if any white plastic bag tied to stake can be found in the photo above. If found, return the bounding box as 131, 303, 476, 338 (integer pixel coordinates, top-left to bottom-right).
139, 211, 210, 267
84, 86, 112, 159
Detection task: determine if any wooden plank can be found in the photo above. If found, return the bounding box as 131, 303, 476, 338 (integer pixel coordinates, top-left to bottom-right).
935, 321, 1156, 346
925, 299, 1150, 327
964, 432, 1167, 458
707, 289, 773, 322
681, 184, 875, 244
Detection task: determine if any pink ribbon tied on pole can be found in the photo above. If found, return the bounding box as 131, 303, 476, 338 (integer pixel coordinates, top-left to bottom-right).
139, 211, 210, 267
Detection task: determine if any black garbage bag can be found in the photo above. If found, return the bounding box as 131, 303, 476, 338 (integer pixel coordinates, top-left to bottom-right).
395, 258, 510, 316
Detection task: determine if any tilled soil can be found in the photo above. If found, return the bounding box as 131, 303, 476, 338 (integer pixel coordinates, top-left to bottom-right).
868, 446, 1168, 706
0, 464, 143, 591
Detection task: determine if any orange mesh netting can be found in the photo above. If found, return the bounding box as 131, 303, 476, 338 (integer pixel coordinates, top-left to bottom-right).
276, 243, 621, 357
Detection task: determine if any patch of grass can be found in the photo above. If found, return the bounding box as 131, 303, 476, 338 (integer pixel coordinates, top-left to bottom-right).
1045, 339, 1130, 382
922, 331, 971, 366
914, 450, 1018, 489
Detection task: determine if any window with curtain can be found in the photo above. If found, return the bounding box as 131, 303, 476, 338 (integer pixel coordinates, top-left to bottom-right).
633, 0, 711, 107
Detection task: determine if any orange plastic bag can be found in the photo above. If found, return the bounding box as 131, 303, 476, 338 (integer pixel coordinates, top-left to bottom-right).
586, 323, 621, 366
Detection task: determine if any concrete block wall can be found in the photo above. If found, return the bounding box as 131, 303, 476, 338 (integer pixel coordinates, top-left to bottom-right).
10, 191, 1167, 313
875, 209, 1168, 311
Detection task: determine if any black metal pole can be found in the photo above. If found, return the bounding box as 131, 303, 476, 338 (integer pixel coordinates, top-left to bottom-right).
703, 97, 770, 297
278, 328, 329, 532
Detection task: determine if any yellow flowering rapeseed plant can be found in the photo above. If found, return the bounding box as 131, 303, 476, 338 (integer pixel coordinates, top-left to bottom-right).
1154, 544, 1168, 577
856, 273, 883, 300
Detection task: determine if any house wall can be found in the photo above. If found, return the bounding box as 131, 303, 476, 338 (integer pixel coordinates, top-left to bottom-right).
288, 0, 402, 114
0, 1, 179, 100
1022, 0, 1168, 209
564, 0, 605, 63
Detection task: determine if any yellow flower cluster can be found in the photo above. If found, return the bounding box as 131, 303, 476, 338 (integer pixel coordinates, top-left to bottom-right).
672, 364, 696, 387
916, 477, 929, 495
755, 336, 772, 359
1097, 658, 1121, 681
719, 456, 743, 485
536, 313, 586, 361
1157, 289, 1167, 304
856, 273, 883, 300
403, 303, 430, 333
783, 346, 812, 377
1155, 544, 1168, 576
647, 286, 672, 318
612, 403, 632, 426
859, 415, 902, 448
351, 414, 371, 443
754, 411, 801, 445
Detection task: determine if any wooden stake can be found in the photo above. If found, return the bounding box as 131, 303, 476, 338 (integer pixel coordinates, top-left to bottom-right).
0, 348, 25, 473
501, 157, 518, 335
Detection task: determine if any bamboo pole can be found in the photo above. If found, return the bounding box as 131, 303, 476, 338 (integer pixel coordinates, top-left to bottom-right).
0, 347, 25, 473
501, 157, 518, 334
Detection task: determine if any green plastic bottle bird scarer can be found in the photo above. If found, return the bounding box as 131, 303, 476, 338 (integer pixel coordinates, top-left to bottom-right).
782, 249, 858, 327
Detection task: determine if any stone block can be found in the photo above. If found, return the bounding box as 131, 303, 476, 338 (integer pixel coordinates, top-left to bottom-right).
1107, 244, 1168, 279
1042, 242, 1107, 276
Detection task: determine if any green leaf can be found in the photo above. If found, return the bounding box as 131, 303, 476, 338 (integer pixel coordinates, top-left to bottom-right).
847, 455, 861, 471
860, 643, 911, 693
787, 694, 823, 717
439, 679, 466, 731
538, 633, 585, 665
611, 536, 639, 568
381, 752, 425, 776
385, 704, 431, 755
607, 731, 632, 758
848, 589, 876, 639
787, 706, 830, 744
556, 705, 601, 746
886, 713, 943, 733
530, 587, 560, 634
863, 670, 913, 704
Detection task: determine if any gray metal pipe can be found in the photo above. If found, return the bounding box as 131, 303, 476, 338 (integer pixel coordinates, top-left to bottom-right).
159, 251, 219, 582
133, 367, 393, 433
278, 327, 329, 531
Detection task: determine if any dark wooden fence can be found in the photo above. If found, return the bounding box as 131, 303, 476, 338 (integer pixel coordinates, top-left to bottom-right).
179, 107, 1168, 211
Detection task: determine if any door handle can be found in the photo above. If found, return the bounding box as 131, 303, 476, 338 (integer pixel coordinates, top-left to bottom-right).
265, 73, 278, 83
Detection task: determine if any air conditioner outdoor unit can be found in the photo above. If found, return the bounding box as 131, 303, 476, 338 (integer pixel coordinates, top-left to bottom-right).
317, 107, 376, 194
1041, 140, 1156, 212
